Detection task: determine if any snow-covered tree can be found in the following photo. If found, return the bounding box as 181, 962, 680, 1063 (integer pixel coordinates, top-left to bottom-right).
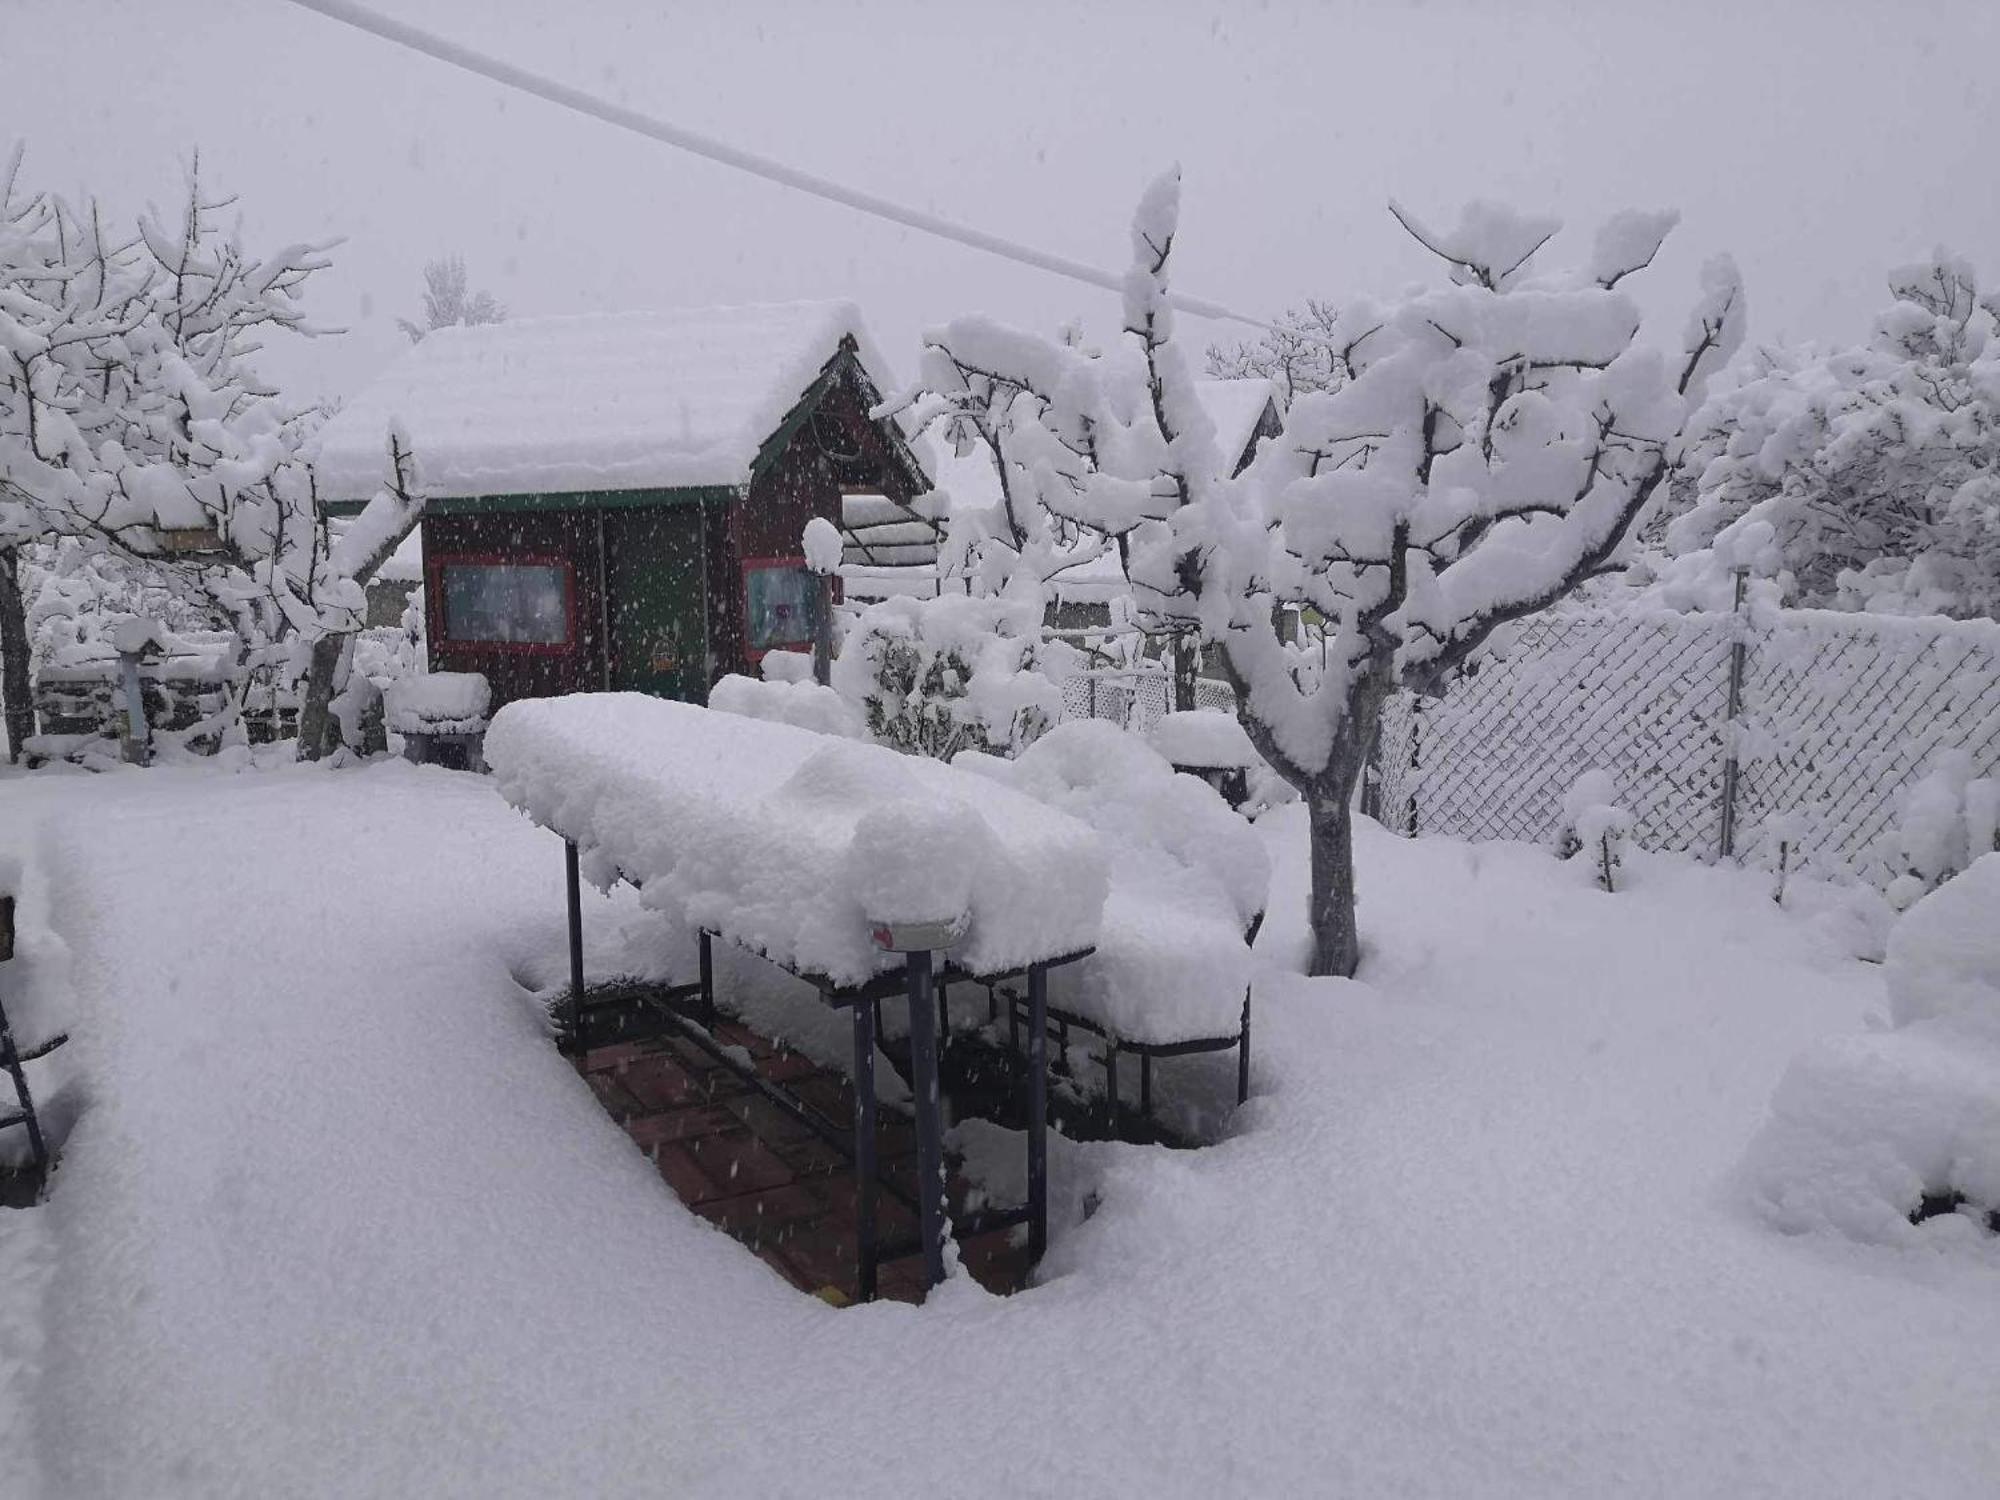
891, 173, 1741, 976
0, 148, 422, 761
1205, 299, 1348, 402
1654, 252, 2000, 618
397, 254, 506, 343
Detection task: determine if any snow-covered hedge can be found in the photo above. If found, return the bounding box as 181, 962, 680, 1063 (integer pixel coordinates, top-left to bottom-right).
1740, 854, 2000, 1249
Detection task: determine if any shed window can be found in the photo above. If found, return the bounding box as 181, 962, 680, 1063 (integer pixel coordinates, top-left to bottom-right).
439, 560, 572, 647
744, 561, 817, 653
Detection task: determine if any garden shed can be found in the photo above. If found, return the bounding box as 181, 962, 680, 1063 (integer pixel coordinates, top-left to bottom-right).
312, 301, 935, 709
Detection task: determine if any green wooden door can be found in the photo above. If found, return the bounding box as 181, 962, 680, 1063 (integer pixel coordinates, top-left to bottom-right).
604, 507, 708, 702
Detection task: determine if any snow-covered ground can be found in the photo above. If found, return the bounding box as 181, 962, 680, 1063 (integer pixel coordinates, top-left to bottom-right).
3, 762, 1996, 1497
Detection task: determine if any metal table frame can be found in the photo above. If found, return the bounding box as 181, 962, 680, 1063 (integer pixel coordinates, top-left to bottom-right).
556, 839, 1091, 1300
983, 908, 1261, 1129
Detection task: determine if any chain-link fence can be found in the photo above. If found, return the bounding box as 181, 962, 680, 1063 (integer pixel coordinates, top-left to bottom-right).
1372, 608, 2000, 888
1060, 669, 1236, 735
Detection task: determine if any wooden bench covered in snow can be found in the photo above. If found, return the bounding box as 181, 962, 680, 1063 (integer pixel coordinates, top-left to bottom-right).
386, 672, 492, 773
484, 693, 1107, 1297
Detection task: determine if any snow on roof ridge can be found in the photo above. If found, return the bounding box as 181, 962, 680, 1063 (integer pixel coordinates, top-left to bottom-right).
414, 296, 865, 341
311, 298, 899, 502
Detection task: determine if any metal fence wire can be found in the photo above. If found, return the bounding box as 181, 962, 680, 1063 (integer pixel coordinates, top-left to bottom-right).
1060, 670, 1235, 735
1369, 607, 2000, 888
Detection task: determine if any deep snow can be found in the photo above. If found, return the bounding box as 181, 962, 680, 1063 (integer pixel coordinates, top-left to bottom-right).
2, 762, 1996, 1498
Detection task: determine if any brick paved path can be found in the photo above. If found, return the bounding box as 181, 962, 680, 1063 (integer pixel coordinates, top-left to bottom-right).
577, 1019, 1030, 1304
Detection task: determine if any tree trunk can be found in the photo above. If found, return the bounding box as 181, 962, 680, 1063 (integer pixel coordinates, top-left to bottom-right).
1172, 628, 1198, 712
294, 633, 345, 762
0, 547, 35, 763
1305, 776, 1365, 978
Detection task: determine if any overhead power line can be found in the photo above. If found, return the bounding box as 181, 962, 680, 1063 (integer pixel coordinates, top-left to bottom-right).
280, 0, 1283, 337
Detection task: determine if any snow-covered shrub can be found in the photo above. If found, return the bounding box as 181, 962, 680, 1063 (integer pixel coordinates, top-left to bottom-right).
1885, 749, 1999, 910
25, 541, 212, 675
1739, 854, 2000, 1248
830, 593, 1076, 760
708, 673, 863, 739
1656, 253, 2000, 620
1554, 769, 1631, 892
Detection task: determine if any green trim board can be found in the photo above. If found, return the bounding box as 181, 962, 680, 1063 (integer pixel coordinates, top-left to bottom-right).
323, 485, 740, 520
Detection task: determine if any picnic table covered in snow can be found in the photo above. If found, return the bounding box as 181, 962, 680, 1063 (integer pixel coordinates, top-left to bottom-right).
484, 693, 1108, 1294
957, 721, 1270, 1121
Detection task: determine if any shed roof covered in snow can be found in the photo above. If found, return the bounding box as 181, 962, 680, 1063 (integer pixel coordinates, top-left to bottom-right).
310, 300, 924, 504
1196, 378, 1284, 477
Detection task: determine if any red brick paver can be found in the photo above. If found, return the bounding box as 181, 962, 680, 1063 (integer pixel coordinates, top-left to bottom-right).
578, 1022, 1030, 1305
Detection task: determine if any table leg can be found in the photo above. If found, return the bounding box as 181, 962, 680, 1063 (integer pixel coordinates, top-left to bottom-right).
905, 949, 947, 1289
851, 998, 879, 1302
1238, 993, 1251, 1105
699, 929, 715, 1026
1027, 963, 1048, 1264
564, 840, 585, 1052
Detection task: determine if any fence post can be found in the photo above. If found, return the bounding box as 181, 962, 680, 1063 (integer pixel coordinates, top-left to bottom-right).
1717, 569, 1749, 861
1402, 696, 1423, 837
117, 649, 152, 766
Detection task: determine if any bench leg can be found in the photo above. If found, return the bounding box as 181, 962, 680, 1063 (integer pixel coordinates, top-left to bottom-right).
1140, 1051, 1153, 1120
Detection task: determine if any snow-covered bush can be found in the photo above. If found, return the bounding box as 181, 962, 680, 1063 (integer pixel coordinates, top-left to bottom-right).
1656, 253, 2000, 619
1554, 769, 1631, 892
830, 593, 1075, 760
1740, 854, 2000, 1249
1885, 749, 1999, 910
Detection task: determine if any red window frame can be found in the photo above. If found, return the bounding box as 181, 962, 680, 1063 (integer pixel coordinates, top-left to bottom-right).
426, 551, 580, 657
739, 555, 825, 666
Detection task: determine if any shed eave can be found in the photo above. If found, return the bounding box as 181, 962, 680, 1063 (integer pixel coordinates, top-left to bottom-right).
324, 484, 744, 520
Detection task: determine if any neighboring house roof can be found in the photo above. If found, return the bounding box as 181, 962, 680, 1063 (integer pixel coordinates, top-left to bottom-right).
309, 300, 919, 503
1195, 378, 1283, 476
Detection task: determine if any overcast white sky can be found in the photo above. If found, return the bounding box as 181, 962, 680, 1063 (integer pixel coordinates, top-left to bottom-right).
7, 0, 1995, 402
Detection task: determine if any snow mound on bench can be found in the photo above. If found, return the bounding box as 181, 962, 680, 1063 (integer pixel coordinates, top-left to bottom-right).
486, 693, 1105, 983
384, 672, 491, 734
955, 720, 1269, 1044
1149, 709, 1261, 770
1740, 855, 2000, 1249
